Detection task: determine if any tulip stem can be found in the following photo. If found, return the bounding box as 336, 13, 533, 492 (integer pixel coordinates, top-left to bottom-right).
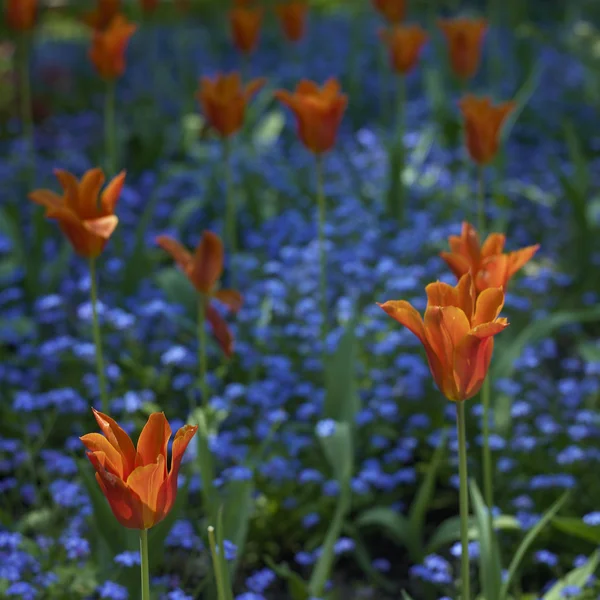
481, 374, 494, 541
89, 258, 109, 413
208, 526, 228, 600
197, 296, 209, 408
388, 74, 406, 223
223, 136, 236, 287
18, 32, 34, 158
315, 154, 327, 347
105, 80, 116, 178
456, 400, 471, 600
477, 166, 485, 236
139, 529, 150, 600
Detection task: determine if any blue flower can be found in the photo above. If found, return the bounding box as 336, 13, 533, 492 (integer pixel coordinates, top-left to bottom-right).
98, 581, 129, 600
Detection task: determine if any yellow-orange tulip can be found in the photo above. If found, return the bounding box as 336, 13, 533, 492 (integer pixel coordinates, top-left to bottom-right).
379, 24, 428, 75
378, 273, 508, 402
274, 78, 347, 155
29, 168, 125, 259
459, 94, 516, 165
81, 409, 197, 530
229, 6, 263, 55
197, 72, 266, 138
372, 0, 405, 24
275, 1, 308, 43
89, 14, 137, 81
5, 0, 37, 32
438, 17, 487, 80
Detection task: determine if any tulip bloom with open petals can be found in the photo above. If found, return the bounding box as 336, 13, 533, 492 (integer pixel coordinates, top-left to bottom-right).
440, 222, 539, 293
89, 15, 136, 81
29, 168, 125, 259
197, 72, 266, 138
379, 24, 428, 75
6, 0, 37, 32
379, 273, 508, 402
276, 1, 308, 43
372, 0, 405, 24
229, 6, 263, 55
83, 0, 121, 31
459, 95, 516, 165
274, 78, 347, 155
438, 17, 487, 80
156, 231, 243, 357
81, 409, 197, 530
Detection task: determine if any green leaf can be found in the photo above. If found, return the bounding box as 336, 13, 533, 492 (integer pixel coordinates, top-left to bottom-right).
356, 507, 413, 554
155, 266, 197, 322
191, 408, 217, 523
542, 550, 599, 600
401, 592, 415, 600
500, 492, 569, 600
552, 517, 600, 545
216, 508, 234, 600
469, 479, 502, 600
222, 477, 254, 578
252, 110, 285, 149
264, 557, 309, 600
318, 421, 353, 485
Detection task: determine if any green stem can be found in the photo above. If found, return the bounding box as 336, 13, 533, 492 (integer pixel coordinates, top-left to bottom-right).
315, 154, 327, 346
139, 529, 150, 600
223, 137, 236, 286
481, 375, 494, 539
18, 33, 33, 155
456, 400, 471, 600
105, 81, 116, 178
208, 526, 228, 600
378, 40, 390, 125
477, 167, 485, 235
89, 258, 109, 413
393, 74, 406, 223
197, 296, 209, 408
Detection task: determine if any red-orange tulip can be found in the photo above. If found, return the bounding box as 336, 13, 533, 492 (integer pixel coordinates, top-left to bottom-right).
379, 24, 428, 75
83, 0, 121, 31
81, 409, 197, 530
459, 95, 516, 165
372, 0, 405, 24
156, 231, 243, 357
438, 17, 487, 80
379, 273, 508, 402
29, 168, 125, 259
275, 1, 308, 43
139, 0, 159, 14
197, 72, 266, 138
6, 0, 37, 32
274, 78, 347, 155
89, 14, 136, 81
440, 222, 539, 293
229, 6, 263, 55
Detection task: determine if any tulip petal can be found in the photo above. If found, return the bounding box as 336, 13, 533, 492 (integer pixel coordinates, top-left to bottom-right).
472, 287, 505, 327
100, 171, 126, 215
83, 215, 119, 240
91, 408, 137, 477
191, 231, 224, 294
455, 272, 475, 320
79, 168, 105, 218
214, 289, 243, 312
507, 244, 540, 280
54, 169, 80, 212
470, 319, 509, 339
295, 79, 320, 96
156, 235, 193, 274
274, 89, 296, 110
439, 251, 470, 280
454, 334, 493, 401
425, 281, 457, 309
163, 425, 198, 514
477, 254, 509, 290
244, 77, 267, 100
206, 303, 235, 357
80, 433, 124, 477
126, 456, 167, 529
28, 189, 64, 211
481, 233, 506, 258
136, 413, 171, 470
377, 300, 427, 345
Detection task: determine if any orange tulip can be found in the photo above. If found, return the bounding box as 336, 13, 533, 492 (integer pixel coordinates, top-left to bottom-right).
5, 0, 37, 32
372, 0, 405, 24
29, 168, 125, 259
81, 409, 197, 530
379, 272, 508, 402
440, 221, 539, 293
438, 17, 487, 80
275, 1, 308, 43
274, 78, 347, 155
156, 231, 243, 357
89, 14, 136, 81
83, 0, 121, 31
229, 6, 263, 55
459, 94, 516, 165
139, 0, 159, 13
379, 24, 428, 75
197, 72, 266, 138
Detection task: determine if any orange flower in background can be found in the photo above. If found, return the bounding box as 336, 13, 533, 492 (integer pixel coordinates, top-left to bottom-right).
29, 168, 125, 259
276, 1, 309, 43
372, 0, 405, 24
139, 0, 159, 13
438, 17, 487, 80
274, 78, 347, 155
156, 231, 243, 357
459, 95, 516, 165
229, 6, 263, 54
379, 273, 508, 402
83, 0, 121, 31
81, 409, 197, 530
89, 15, 136, 80
6, 0, 37, 31
379, 24, 428, 75
197, 72, 266, 138
440, 222, 540, 293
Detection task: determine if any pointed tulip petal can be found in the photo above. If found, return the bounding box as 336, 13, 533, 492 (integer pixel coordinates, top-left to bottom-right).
507, 244, 540, 279
191, 231, 224, 294
472, 287, 505, 327
79, 168, 105, 218
126, 457, 167, 529
80, 433, 124, 477
101, 171, 126, 214
377, 300, 427, 345
480, 232, 506, 258
206, 304, 235, 357
439, 251, 470, 280
163, 425, 198, 514
28, 189, 64, 211
83, 215, 119, 240
91, 408, 137, 477
214, 289, 243, 312
156, 235, 193, 274
136, 413, 171, 470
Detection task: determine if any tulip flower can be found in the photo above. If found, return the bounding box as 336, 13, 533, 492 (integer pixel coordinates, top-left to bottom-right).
440, 221, 539, 293
83, 0, 121, 31
372, 0, 405, 24
275, 1, 308, 43
29, 168, 125, 259
197, 72, 266, 138
5, 0, 37, 32
229, 6, 263, 55
458, 94, 516, 166
139, 0, 159, 14
438, 17, 487, 81
379, 24, 428, 75
89, 14, 137, 81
